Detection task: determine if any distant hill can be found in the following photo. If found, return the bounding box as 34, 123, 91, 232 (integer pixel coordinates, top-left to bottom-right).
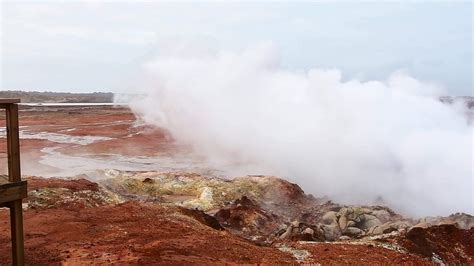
1, 91, 472, 107
0, 91, 113, 103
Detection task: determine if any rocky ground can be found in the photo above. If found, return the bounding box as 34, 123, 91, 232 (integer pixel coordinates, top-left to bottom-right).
0, 175, 472, 265
0, 105, 472, 265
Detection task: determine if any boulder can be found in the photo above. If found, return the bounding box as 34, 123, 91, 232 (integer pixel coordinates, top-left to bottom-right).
344, 226, 364, 237
321, 211, 338, 225
279, 226, 293, 240
347, 220, 356, 228
346, 207, 364, 223
369, 223, 397, 235
450, 213, 474, 229
292, 226, 300, 235
371, 209, 391, 223
291, 220, 300, 227
369, 220, 410, 235
415, 213, 474, 230
412, 222, 431, 229
337, 207, 365, 225
338, 215, 348, 231
390, 221, 412, 230
275, 224, 287, 236
298, 228, 315, 241
199, 187, 214, 202
321, 224, 341, 241
359, 214, 382, 230
302, 227, 314, 236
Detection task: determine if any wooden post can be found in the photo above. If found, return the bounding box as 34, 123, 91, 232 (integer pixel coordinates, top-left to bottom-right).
9, 200, 24, 265
4, 101, 25, 266
6, 103, 21, 182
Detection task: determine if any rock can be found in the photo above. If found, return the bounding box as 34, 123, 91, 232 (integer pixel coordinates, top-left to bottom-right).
142, 178, 154, 184
437, 220, 458, 227
369, 221, 410, 235
347, 220, 356, 228
321, 224, 341, 241
367, 225, 377, 235
337, 207, 349, 218
338, 235, 351, 241
277, 224, 288, 232
412, 222, 430, 229
370, 223, 396, 235
179, 208, 224, 230
292, 227, 300, 235
279, 226, 293, 240
343, 207, 365, 223
359, 214, 382, 230
449, 213, 474, 229
338, 216, 348, 231
298, 227, 316, 241
199, 187, 214, 202
279, 224, 321, 242
313, 225, 326, 241
372, 209, 391, 224
337, 207, 366, 231
181, 187, 216, 210
415, 213, 474, 230
390, 221, 412, 230
404, 224, 474, 264
291, 220, 300, 227
321, 211, 338, 225
302, 227, 314, 235
344, 226, 364, 237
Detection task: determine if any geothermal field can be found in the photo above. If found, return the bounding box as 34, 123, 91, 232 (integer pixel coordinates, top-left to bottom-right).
0, 100, 472, 264
1, 2, 473, 265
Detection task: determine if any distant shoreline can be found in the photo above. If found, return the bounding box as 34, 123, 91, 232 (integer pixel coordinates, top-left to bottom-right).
0, 90, 114, 103
19, 102, 128, 107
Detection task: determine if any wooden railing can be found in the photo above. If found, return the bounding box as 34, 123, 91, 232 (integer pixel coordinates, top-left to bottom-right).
0, 99, 26, 265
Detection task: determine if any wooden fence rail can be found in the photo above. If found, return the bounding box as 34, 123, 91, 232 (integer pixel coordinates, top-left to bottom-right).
0, 99, 26, 265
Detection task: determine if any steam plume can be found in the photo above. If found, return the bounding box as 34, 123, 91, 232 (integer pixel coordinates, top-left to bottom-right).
126, 43, 473, 216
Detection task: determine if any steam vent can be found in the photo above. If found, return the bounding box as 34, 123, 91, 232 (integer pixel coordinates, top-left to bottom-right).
0, 2, 473, 264
0, 99, 26, 265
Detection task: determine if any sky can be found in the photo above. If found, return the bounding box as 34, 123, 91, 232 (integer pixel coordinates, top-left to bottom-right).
0, 1, 472, 95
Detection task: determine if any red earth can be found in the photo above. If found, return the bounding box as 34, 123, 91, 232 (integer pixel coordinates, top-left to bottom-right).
0, 177, 435, 265
0, 106, 472, 265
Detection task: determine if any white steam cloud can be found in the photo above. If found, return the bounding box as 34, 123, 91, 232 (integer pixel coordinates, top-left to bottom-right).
127, 43, 473, 217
